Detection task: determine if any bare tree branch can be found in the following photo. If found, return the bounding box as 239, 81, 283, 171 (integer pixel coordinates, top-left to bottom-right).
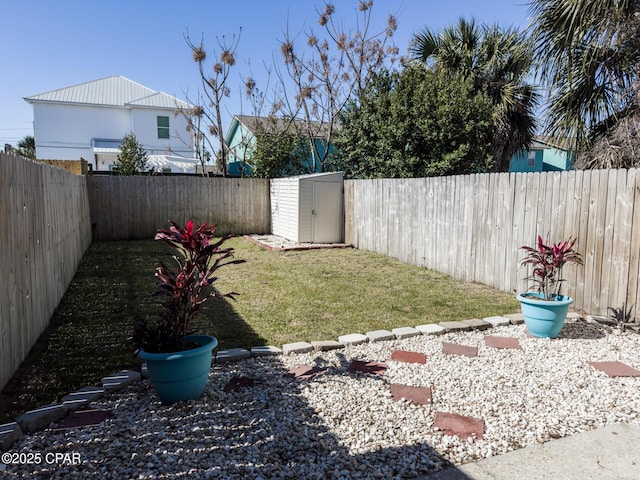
184, 29, 242, 176
274, 1, 399, 172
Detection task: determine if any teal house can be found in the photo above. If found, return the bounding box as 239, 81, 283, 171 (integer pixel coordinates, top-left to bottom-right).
224, 115, 331, 176
509, 136, 574, 173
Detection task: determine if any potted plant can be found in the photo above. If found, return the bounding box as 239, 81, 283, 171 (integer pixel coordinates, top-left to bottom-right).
517, 235, 583, 338
131, 220, 245, 404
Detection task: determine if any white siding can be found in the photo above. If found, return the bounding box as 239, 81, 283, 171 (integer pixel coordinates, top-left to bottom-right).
96, 154, 117, 171
131, 108, 193, 157
271, 178, 299, 241
34, 103, 130, 160
271, 172, 344, 243
27, 77, 196, 166
32, 103, 193, 166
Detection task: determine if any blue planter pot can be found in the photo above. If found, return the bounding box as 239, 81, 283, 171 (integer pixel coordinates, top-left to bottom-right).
138, 334, 217, 404
517, 293, 573, 338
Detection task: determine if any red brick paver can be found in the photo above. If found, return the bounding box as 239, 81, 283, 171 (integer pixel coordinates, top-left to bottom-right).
347, 360, 388, 376
442, 342, 478, 358
54, 409, 113, 430
484, 335, 522, 350
433, 411, 484, 440
390, 350, 427, 364
588, 361, 640, 377
224, 376, 259, 392
285, 365, 327, 380
390, 384, 432, 405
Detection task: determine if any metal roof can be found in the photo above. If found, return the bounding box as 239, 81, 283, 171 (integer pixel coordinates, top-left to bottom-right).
92, 138, 123, 153
24, 76, 193, 110
233, 115, 333, 138
126, 92, 190, 109
531, 135, 573, 151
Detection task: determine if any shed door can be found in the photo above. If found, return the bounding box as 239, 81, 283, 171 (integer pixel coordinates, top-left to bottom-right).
312, 181, 342, 243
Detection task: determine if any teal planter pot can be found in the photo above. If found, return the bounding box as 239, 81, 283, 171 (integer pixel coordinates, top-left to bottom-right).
517, 293, 573, 338
138, 334, 217, 404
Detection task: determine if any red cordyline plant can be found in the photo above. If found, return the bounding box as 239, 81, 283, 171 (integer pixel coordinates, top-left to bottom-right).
520, 234, 583, 301
132, 220, 245, 354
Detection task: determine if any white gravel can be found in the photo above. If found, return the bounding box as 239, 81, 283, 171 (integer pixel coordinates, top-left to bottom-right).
3, 320, 639, 479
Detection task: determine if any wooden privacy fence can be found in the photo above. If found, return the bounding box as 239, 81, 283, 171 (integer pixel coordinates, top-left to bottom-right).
0, 168, 270, 391
345, 169, 640, 319
87, 175, 271, 240
0, 153, 92, 392
3, 158, 637, 392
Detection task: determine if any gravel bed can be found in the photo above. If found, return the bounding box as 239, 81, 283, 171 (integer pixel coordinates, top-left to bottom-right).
3, 320, 639, 479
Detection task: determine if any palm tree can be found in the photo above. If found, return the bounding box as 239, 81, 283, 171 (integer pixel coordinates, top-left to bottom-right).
16, 135, 36, 160
529, 0, 640, 164
412, 18, 538, 172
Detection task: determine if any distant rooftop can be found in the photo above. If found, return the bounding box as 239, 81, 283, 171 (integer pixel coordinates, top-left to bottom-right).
531, 135, 574, 151
233, 114, 334, 138
24, 76, 193, 110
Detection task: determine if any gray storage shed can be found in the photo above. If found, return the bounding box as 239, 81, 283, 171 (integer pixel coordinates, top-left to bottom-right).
270, 172, 344, 243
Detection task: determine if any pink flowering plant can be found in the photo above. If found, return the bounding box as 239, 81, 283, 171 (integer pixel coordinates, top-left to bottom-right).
132, 220, 245, 354
520, 235, 583, 301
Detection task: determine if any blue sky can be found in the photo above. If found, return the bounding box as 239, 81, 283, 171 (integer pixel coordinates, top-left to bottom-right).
0, 0, 532, 148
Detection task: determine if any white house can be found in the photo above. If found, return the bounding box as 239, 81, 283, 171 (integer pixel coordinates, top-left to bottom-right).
24, 76, 196, 171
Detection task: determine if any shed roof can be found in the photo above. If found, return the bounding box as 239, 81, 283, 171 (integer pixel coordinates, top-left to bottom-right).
24, 76, 193, 110
294, 171, 343, 180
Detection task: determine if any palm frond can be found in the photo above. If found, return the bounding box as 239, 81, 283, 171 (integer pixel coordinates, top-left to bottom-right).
530, 0, 640, 158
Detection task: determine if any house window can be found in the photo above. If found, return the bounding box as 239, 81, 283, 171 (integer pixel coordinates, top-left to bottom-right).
527, 151, 536, 166
157, 116, 170, 139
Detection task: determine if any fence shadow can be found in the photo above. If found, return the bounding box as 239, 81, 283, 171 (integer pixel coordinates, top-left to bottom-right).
557, 321, 607, 339
198, 293, 268, 350
0, 239, 267, 419
114, 238, 268, 351
4, 356, 475, 479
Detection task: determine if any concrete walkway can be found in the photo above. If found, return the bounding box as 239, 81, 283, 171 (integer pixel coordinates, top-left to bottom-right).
420, 423, 640, 480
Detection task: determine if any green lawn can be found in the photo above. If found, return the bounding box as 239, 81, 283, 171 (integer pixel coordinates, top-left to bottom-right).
0, 237, 519, 420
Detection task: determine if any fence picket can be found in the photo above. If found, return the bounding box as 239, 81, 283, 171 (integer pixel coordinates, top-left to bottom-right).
345, 170, 640, 320
630, 171, 640, 317
86, 176, 271, 240
5, 158, 640, 393
0, 154, 91, 391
